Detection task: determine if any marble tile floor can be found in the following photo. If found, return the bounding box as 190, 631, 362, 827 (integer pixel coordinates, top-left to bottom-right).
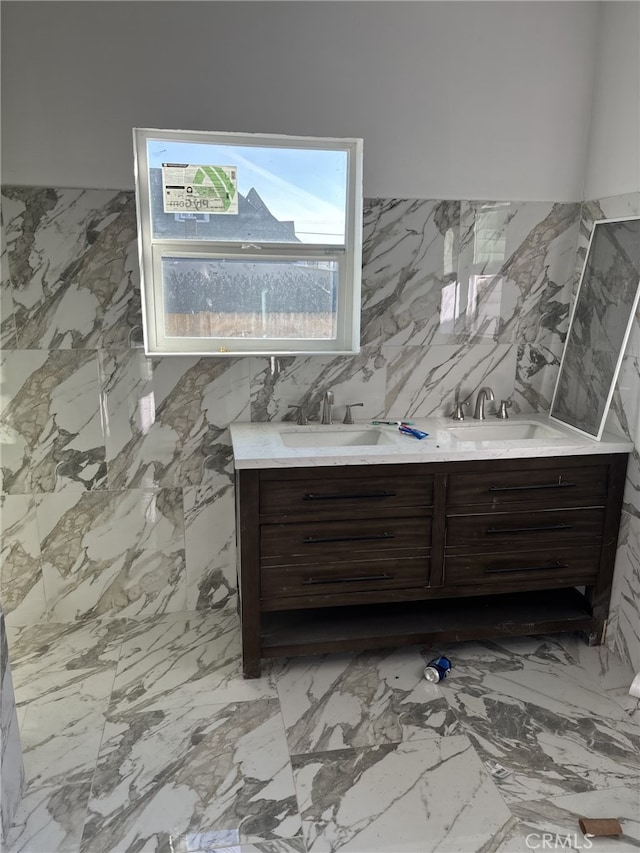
4, 606, 640, 853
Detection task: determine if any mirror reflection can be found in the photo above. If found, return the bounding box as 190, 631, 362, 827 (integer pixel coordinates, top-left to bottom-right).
551, 217, 640, 438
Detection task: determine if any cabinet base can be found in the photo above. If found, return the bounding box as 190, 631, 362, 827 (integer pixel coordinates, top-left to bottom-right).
243, 588, 597, 677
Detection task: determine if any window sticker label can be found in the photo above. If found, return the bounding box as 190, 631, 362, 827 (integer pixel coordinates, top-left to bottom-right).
162, 164, 238, 214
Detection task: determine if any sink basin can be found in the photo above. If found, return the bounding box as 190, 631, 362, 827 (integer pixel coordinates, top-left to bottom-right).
449, 422, 562, 441
280, 428, 392, 447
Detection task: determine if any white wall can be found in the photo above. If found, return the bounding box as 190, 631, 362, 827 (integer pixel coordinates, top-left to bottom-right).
1, 1, 598, 200
583, 2, 640, 200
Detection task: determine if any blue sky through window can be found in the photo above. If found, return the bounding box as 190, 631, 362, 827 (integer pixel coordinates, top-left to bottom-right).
147, 139, 348, 244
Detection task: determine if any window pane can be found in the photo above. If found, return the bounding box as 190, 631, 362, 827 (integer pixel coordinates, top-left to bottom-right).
148, 139, 347, 245
162, 257, 338, 340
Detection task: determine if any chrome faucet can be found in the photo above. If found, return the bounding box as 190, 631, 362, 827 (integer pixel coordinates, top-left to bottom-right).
321, 390, 334, 425
473, 386, 495, 420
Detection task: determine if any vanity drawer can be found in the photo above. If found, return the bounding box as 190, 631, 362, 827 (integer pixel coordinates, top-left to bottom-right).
260, 472, 433, 516
447, 466, 608, 508
446, 507, 605, 549
445, 545, 600, 588
261, 555, 430, 599
261, 516, 431, 566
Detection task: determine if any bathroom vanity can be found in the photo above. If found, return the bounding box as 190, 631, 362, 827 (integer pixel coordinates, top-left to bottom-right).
231, 418, 631, 677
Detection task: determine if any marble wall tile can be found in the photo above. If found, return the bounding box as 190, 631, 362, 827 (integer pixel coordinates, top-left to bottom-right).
608, 356, 640, 513
36, 489, 186, 621
457, 201, 579, 348
608, 510, 640, 673
360, 200, 578, 358
184, 473, 237, 612
249, 347, 386, 424
0, 349, 106, 494
1, 610, 24, 843
360, 199, 460, 348
291, 735, 512, 853
0, 495, 47, 624
512, 342, 561, 414
100, 350, 250, 489
383, 342, 516, 417
1, 187, 141, 350
80, 699, 301, 852
1, 206, 18, 349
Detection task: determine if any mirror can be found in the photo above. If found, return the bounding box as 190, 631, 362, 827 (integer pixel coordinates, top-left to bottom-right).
550, 216, 640, 439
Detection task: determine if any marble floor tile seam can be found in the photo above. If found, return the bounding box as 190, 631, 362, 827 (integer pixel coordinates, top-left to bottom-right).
4, 783, 91, 853
20, 701, 110, 789
283, 720, 468, 760
502, 780, 640, 812
11, 651, 126, 684
14, 658, 121, 717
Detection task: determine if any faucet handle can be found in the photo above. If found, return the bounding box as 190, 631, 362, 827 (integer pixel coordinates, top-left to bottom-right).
451, 400, 469, 421
287, 404, 308, 426
343, 402, 364, 424
495, 400, 512, 420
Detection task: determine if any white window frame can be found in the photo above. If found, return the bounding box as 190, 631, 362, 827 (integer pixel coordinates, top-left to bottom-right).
133, 128, 363, 357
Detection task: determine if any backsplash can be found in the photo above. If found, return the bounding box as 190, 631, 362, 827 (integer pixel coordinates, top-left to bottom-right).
0, 187, 612, 631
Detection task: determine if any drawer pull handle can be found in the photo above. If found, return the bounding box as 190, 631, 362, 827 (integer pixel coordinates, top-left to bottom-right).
485, 523, 573, 535
488, 481, 575, 492
303, 573, 392, 585
486, 560, 569, 574
304, 490, 396, 501
303, 532, 395, 544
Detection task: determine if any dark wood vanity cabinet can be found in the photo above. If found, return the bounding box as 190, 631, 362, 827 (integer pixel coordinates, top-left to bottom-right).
236, 454, 627, 677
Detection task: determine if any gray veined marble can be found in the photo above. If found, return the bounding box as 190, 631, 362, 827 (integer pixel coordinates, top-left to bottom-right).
360, 198, 460, 349
36, 488, 186, 620
506, 786, 640, 853
184, 471, 237, 612
107, 607, 275, 714
459, 202, 579, 347
608, 355, 640, 514
273, 646, 459, 755
0, 495, 47, 625
105, 601, 277, 712
0, 349, 106, 494
99, 349, 251, 489
6, 617, 128, 687
383, 341, 517, 417
552, 217, 640, 437
513, 341, 562, 414
1, 187, 141, 350
438, 638, 640, 804
2, 781, 91, 853
608, 510, 640, 673
1, 206, 18, 349
80, 699, 302, 853
292, 734, 513, 853
249, 347, 386, 424
18, 665, 116, 792
1, 609, 25, 843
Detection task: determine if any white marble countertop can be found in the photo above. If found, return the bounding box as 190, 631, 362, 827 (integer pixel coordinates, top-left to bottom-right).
230, 414, 634, 469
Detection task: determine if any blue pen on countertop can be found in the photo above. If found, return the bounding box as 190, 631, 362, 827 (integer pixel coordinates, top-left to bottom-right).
399, 425, 429, 439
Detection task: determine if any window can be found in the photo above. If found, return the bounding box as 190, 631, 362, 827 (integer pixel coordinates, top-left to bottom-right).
133, 128, 363, 356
